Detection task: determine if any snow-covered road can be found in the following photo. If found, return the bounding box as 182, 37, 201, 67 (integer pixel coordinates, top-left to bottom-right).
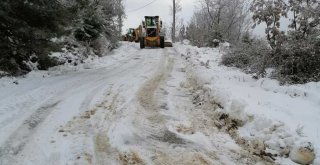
0, 42, 318, 164
0, 43, 164, 164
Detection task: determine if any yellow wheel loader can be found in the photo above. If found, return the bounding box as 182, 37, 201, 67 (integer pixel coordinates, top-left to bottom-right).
126, 28, 135, 42
134, 25, 142, 43
140, 16, 165, 49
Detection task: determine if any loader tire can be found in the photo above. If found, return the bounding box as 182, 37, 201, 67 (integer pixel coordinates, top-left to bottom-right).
160, 36, 165, 48
140, 37, 145, 49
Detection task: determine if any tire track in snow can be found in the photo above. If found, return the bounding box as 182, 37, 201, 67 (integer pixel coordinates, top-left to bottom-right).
136, 49, 176, 139
53, 49, 158, 164
82, 48, 178, 164
45, 58, 149, 164
0, 43, 143, 141
131, 49, 212, 164
0, 46, 147, 164
137, 49, 224, 164
0, 77, 110, 164
93, 88, 122, 165
0, 101, 60, 164
91, 49, 167, 164
128, 47, 257, 164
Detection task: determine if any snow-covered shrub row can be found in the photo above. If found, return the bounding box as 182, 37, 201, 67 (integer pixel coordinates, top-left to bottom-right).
0, 0, 125, 76
175, 42, 318, 164
221, 38, 271, 76
185, 0, 320, 84
249, 0, 320, 84
221, 33, 320, 84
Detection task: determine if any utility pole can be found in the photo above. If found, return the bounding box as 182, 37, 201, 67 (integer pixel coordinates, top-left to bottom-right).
172, 0, 176, 43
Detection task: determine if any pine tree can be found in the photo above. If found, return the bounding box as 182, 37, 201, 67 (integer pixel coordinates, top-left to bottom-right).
0, 0, 125, 75
0, 0, 70, 74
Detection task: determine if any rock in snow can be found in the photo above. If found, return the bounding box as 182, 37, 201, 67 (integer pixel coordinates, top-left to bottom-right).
289, 142, 315, 165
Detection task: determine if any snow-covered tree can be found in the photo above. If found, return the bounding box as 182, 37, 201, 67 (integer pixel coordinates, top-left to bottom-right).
288, 0, 320, 37
186, 0, 251, 47
186, 11, 210, 47
0, 0, 70, 74
224, 0, 320, 83
0, 0, 125, 75
275, 0, 320, 83
251, 0, 288, 49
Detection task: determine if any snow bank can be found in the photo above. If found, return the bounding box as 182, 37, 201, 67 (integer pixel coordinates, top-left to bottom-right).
0, 71, 9, 78
0, 42, 140, 99
175, 41, 320, 164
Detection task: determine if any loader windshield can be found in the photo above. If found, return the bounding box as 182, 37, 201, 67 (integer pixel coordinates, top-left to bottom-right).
146, 17, 156, 27
127, 28, 134, 36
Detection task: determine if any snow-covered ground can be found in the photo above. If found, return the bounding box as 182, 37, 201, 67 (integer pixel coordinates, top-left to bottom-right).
0, 42, 318, 164
175, 40, 320, 165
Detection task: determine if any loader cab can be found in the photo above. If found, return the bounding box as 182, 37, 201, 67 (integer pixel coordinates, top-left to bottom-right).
142, 17, 162, 28
126, 28, 135, 42
127, 28, 135, 36
146, 17, 156, 27
144, 16, 159, 37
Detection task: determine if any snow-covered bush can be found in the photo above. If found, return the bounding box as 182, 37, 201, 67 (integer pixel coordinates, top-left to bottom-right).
221, 38, 271, 76
273, 32, 320, 84
70, 0, 124, 56
222, 0, 320, 84
222, 32, 320, 84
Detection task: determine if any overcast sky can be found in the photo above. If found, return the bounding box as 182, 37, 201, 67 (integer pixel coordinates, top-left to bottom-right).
123, 0, 196, 33
122, 0, 288, 37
